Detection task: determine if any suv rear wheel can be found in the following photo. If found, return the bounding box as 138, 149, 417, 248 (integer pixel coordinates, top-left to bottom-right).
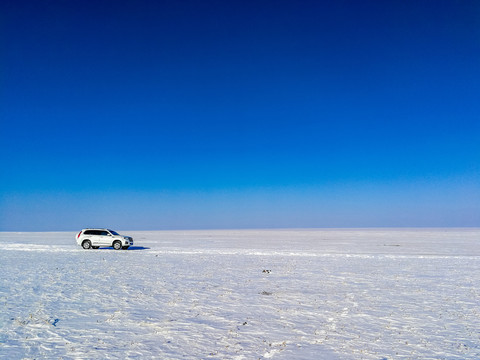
82, 240, 92, 249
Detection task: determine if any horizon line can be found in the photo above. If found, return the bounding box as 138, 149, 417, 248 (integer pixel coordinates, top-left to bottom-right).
2, 226, 479, 233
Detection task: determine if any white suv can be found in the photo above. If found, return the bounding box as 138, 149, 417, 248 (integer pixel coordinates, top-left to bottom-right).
76, 229, 133, 250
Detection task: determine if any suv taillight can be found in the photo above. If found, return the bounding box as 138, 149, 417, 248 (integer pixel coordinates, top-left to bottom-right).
77, 231, 82, 239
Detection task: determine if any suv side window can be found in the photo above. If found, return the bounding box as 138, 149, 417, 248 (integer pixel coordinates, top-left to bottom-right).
84, 230, 94, 235
100, 231, 109, 236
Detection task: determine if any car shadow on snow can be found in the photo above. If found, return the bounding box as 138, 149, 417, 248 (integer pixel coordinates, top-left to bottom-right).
96, 246, 150, 251
127, 246, 150, 250
125, 246, 150, 250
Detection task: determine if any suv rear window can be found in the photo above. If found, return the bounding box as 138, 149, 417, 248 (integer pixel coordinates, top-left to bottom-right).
84, 230, 104, 235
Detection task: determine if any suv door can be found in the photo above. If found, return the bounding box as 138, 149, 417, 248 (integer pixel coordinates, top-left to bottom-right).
97, 230, 111, 246
82, 230, 98, 245
89, 230, 103, 246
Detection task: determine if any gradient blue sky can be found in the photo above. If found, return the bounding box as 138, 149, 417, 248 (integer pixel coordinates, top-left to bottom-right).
1, 0, 479, 231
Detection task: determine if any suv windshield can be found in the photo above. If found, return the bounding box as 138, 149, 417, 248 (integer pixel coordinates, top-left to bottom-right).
108, 230, 119, 235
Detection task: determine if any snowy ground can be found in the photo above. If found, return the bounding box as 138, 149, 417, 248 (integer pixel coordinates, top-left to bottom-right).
1, 228, 479, 359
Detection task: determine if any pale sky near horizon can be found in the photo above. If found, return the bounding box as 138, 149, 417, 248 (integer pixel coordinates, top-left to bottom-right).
1, 0, 479, 231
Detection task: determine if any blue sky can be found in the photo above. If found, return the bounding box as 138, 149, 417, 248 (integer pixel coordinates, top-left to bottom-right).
1, 0, 479, 231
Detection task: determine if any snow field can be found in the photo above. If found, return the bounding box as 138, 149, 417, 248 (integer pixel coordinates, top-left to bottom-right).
0, 229, 479, 359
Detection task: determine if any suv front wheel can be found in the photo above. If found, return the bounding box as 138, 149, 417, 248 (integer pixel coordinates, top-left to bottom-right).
113, 240, 122, 250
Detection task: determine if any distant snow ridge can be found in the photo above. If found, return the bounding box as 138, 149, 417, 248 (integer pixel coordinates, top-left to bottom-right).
0, 229, 479, 359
